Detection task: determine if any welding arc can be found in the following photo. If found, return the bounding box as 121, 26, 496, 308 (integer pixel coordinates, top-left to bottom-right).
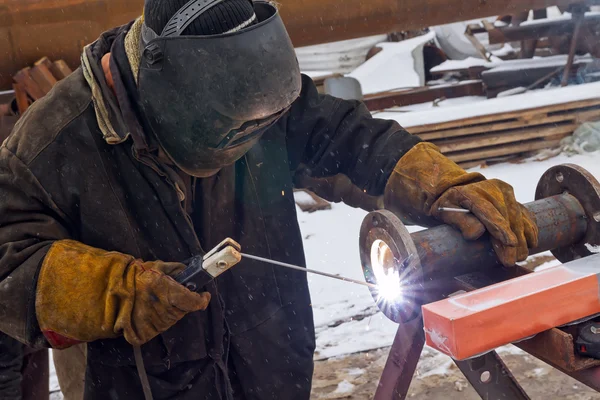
241, 253, 378, 289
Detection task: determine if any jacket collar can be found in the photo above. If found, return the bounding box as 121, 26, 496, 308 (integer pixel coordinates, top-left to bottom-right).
81, 18, 151, 152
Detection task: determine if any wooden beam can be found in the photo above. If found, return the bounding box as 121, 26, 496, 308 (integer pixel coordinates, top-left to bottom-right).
363, 81, 484, 111
30, 64, 58, 94
407, 98, 600, 134
12, 83, 30, 115
34, 57, 54, 70
13, 68, 45, 101
446, 138, 565, 163
50, 60, 73, 81
435, 123, 575, 153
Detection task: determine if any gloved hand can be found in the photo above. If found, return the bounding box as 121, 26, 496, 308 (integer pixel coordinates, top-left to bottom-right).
36, 240, 211, 348
384, 143, 538, 266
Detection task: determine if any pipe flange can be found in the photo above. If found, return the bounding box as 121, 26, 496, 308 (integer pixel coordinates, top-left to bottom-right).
535, 164, 600, 263
359, 210, 423, 323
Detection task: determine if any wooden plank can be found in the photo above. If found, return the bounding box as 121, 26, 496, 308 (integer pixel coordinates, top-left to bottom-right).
50, 60, 73, 81
12, 83, 30, 115
416, 112, 581, 141
30, 64, 58, 94
363, 81, 484, 111
446, 138, 566, 163
576, 108, 600, 123
407, 98, 600, 134
35, 57, 54, 70
435, 123, 576, 153
13, 68, 45, 101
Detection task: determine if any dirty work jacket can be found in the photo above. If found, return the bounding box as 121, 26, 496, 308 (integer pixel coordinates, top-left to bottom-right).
0, 23, 421, 399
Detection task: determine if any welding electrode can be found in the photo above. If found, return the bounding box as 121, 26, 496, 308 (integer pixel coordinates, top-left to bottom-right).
242, 253, 378, 289
437, 207, 471, 214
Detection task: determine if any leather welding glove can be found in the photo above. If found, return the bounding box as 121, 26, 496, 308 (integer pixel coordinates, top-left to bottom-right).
36, 240, 211, 349
384, 143, 539, 266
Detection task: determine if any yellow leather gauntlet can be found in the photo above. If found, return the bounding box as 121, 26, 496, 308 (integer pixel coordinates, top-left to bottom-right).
36, 240, 210, 348
384, 143, 538, 266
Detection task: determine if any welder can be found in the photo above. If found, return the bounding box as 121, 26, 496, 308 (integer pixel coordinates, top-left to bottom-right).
0, 0, 538, 398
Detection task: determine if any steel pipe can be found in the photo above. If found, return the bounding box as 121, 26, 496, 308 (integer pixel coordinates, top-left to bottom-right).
360, 164, 600, 323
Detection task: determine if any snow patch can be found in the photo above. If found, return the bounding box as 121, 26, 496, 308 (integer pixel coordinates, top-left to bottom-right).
586, 243, 600, 254
535, 259, 563, 272
345, 368, 366, 377
332, 380, 355, 394
294, 191, 317, 206
378, 81, 600, 128
348, 32, 435, 95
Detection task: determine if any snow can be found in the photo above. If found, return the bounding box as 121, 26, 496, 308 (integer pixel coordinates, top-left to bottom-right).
431, 54, 591, 74
332, 380, 355, 394
302, 71, 336, 80
483, 55, 592, 74
586, 244, 600, 254
348, 32, 436, 95
375, 81, 600, 128
430, 57, 502, 73
296, 35, 387, 74
294, 191, 317, 206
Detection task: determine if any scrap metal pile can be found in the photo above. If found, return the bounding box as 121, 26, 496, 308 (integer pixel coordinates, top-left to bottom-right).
310, 3, 600, 168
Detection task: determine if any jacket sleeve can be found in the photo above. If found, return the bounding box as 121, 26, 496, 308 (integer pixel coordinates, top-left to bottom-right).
0, 146, 72, 347
283, 74, 422, 209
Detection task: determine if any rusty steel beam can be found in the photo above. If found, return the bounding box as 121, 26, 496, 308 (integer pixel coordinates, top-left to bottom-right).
487, 13, 600, 45
0, 0, 596, 90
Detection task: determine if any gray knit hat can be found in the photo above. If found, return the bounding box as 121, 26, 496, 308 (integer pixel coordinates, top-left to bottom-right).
144, 0, 257, 36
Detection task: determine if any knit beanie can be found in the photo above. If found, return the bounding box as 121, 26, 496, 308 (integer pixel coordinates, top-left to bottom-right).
144, 0, 257, 36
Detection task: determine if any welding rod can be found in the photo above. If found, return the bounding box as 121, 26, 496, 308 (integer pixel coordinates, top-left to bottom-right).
241, 253, 378, 290
438, 207, 471, 214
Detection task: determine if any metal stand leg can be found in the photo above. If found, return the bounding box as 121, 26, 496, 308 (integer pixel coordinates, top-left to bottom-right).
455, 351, 530, 400
374, 317, 425, 400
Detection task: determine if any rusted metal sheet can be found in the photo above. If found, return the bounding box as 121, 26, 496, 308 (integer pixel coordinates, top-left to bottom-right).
0, 0, 597, 90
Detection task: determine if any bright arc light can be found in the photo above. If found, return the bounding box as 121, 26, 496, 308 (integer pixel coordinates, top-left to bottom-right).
370, 240, 404, 302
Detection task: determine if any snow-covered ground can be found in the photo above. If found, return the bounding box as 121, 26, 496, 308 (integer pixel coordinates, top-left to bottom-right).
302, 151, 600, 360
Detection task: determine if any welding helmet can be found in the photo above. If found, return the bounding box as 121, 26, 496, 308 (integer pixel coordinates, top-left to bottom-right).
138, 0, 301, 176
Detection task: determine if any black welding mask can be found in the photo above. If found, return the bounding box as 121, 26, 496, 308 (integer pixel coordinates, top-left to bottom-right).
138, 0, 301, 176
